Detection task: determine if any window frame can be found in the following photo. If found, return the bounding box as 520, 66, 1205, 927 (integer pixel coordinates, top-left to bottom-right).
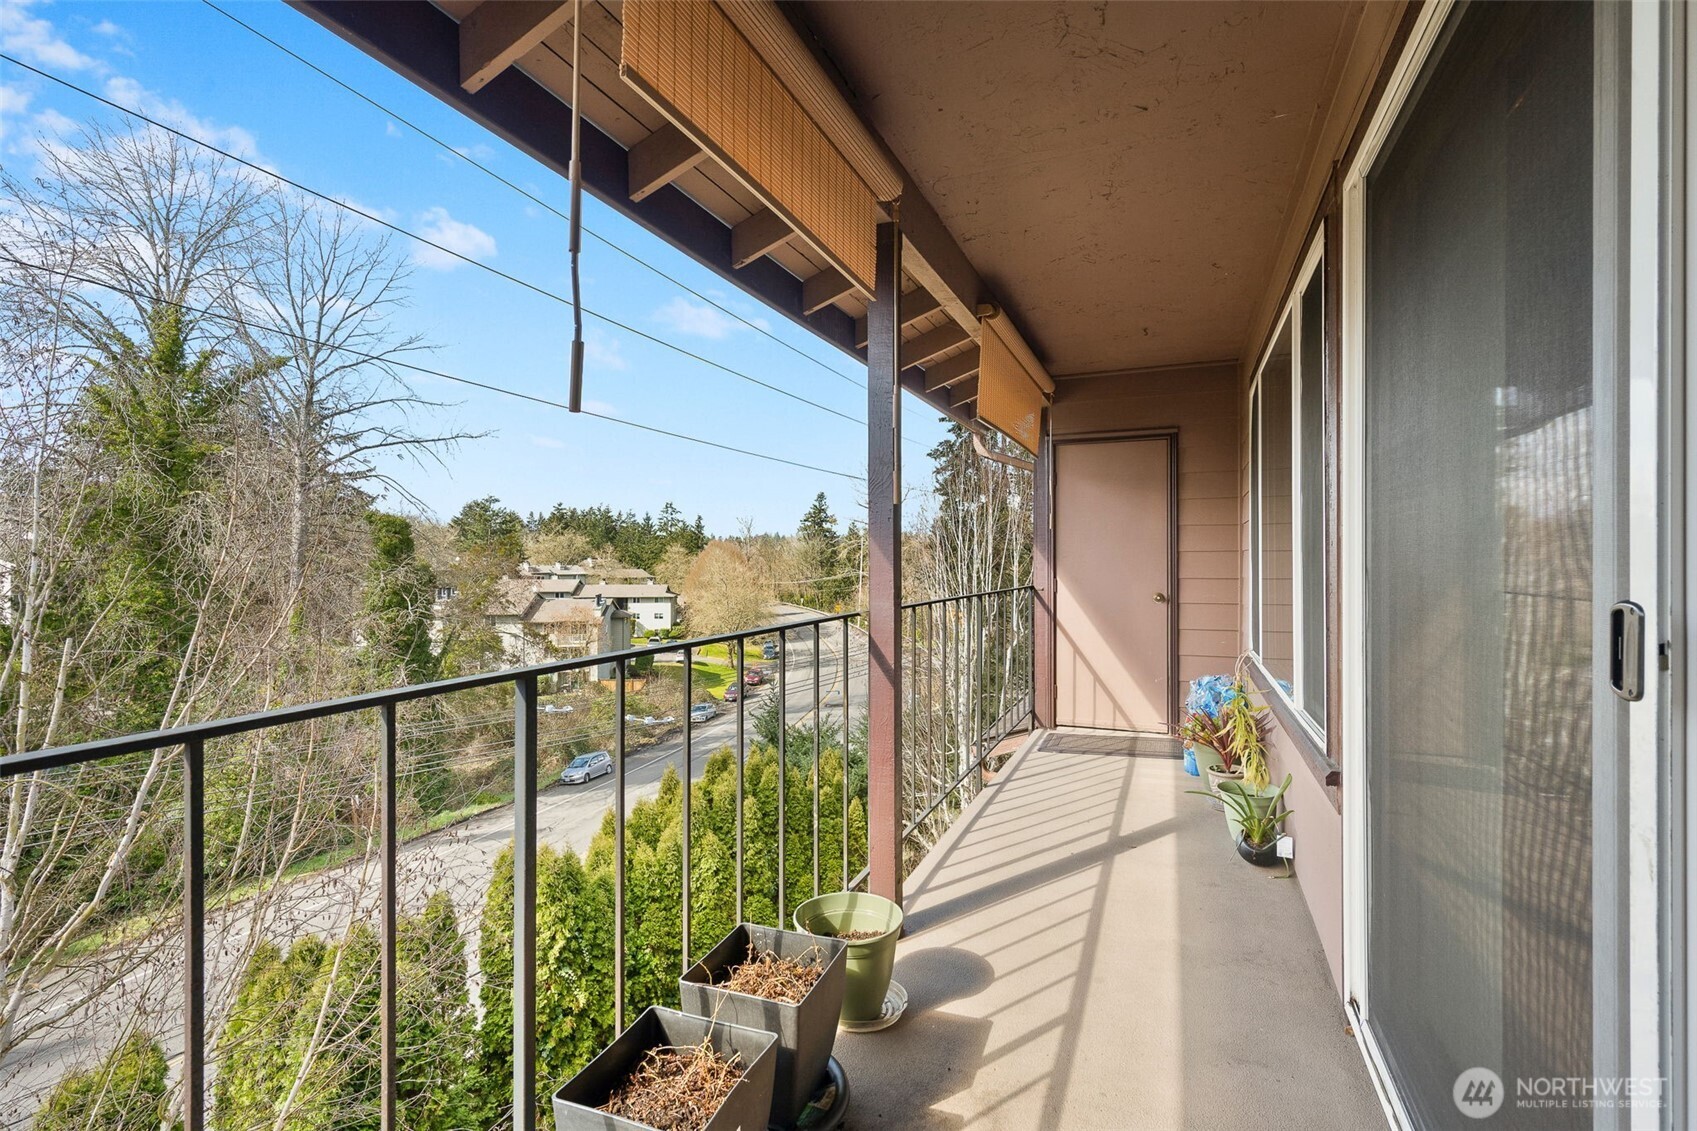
1248, 232, 1328, 746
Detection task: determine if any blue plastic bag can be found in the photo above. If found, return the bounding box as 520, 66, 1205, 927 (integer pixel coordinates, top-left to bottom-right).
1182, 746, 1200, 777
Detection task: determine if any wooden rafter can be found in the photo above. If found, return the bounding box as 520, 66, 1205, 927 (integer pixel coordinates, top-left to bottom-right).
459, 0, 573, 94
899, 321, 971, 369
801, 268, 856, 315
627, 123, 706, 202
923, 348, 980, 391
731, 209, 793, 268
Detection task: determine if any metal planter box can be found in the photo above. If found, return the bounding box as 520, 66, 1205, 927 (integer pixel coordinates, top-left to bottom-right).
552, 1006, 778, 1131
680, 924, 847, 1127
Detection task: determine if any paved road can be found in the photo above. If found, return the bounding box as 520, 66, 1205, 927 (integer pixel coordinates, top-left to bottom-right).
0, 606, 867, 1122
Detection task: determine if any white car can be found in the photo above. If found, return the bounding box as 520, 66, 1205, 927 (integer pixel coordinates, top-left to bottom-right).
689, 703, 717, 723
641, 715, 676, 726
560, 751, 612, 784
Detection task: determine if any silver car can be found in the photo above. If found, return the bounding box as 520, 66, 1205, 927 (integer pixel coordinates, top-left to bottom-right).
689, 702, 717, 723
560, 750, 612, 785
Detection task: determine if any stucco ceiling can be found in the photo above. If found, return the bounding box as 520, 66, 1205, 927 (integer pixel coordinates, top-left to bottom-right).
796, 0, 1358, 376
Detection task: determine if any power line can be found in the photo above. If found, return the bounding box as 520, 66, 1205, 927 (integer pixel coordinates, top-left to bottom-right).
0, 53, 874, 432
2, 254, 866, 482
198, 0, 868, 395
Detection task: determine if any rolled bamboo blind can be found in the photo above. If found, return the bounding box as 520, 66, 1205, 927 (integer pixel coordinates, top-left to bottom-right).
621, 0, 877, 295
977, 310, 1053, 455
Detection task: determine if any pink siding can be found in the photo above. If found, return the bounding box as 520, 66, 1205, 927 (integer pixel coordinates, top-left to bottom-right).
1051, 363, 1243, 692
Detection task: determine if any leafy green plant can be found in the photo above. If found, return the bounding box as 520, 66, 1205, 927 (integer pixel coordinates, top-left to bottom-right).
1187, 774, 1294, 848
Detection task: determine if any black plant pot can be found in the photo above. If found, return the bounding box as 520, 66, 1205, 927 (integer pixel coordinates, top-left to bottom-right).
680, 923, 848, 1128
1236, 833, 1281, 867
552, 1006, 777, 1131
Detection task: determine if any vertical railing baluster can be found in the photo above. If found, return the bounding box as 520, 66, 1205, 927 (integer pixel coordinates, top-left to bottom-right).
811, 622, 821, 900
513, 675, 538, 1131
614, 658, 627, 1032
735, 639, 745, 924
182, 738, 205, 1131
841, 617, 850, 888
777, 628, 787, 926
972, 595, 984, 774
681, 644, 692, 970
380, 703, 398, 1131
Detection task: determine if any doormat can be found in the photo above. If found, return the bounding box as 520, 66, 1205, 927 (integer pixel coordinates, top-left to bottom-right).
1038, 730, 1181, 759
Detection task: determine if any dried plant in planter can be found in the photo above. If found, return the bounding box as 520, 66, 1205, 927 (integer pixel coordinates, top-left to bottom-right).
721, 943, 825, 1003
598, 1037, 745, 1131
831, 929, 884, 942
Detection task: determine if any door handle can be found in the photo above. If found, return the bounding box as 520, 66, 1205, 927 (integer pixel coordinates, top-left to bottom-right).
1609, 600, 1645, 702
1153, 592, 1168, 604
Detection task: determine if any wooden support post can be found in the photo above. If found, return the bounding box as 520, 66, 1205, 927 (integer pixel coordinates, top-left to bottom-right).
1032, 408, 1056, 728
866, 219, 903, 906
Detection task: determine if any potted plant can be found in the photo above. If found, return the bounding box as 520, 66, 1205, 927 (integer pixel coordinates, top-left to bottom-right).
552, 1006, 778, 1131
680, 924, 847, 1127
1193, 774, 1294, 866
793, 891, 904, 1026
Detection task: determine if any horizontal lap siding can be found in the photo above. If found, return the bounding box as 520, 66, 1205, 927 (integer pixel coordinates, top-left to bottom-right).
1051, 363, 1243, 706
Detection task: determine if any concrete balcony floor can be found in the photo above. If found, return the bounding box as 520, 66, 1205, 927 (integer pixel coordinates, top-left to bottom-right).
834, 729, 1385, 1130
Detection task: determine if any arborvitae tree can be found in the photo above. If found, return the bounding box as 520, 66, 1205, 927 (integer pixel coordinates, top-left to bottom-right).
34, 1031, 170, 1131
476, 743, 867, 1123
364, 513, 439, 685
214, 899, 473, 1131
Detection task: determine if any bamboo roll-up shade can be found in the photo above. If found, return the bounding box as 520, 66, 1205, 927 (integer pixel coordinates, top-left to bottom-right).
621, 0, 876, 295
716, 0, 902, 202
978, 312, 1053, 455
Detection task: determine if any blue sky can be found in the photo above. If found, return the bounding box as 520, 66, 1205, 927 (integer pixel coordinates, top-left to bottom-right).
0, 0, 950, 535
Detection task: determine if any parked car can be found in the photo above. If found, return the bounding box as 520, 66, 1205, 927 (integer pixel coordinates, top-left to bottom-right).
723, 684, 741, 703
762, 641, 778, 660
744, 668, 766, 687
690, 702, 716, 723
560, 751, 612, 785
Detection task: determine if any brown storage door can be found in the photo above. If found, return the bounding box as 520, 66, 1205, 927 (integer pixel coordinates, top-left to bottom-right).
1054, 437, 1174, 730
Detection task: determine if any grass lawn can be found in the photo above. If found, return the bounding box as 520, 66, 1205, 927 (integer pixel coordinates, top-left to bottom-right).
696, 640, 768, 664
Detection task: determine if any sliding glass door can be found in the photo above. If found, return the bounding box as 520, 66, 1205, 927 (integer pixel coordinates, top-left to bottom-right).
1350, 2, 1647, 1126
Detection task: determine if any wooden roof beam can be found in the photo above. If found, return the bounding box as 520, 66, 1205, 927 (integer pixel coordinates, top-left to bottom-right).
460, 1, 573, 94
899, 321, 971, 370
948, 376, 978, 412
731, 209, 793, 268
801, 267, 856, 315
923, 348, 980, 392
628, 123, 706, 202
855, 287, 942, 349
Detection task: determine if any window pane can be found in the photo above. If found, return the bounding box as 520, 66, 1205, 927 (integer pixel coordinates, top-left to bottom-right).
1298, 274, 1326, 722
1364, 2, 1594, 1125
1257, 322, 1293, 684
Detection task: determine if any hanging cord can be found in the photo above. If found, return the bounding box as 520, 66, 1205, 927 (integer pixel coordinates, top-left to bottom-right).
566, 0, 586, 411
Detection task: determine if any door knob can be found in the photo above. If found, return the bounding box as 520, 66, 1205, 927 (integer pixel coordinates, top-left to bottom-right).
1154, 592, 1168, 603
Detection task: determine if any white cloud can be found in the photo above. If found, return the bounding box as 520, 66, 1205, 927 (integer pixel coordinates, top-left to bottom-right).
584, 328, 628, 372
103, 75, 260, 159
89, 19, 122, 37
528, 434, 565, 450
1, 0, 99, 71
410, 207, 497, 270
385, 120, 402, 138
651, 296, 750, 340
0, 83, 31, 116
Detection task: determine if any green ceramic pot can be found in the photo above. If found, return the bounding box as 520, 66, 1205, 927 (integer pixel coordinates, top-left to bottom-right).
1220, 779, 1280, 843
793, 892, 903, 1024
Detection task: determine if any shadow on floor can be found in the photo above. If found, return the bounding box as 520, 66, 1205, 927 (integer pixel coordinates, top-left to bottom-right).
833, 730, 1384, 1130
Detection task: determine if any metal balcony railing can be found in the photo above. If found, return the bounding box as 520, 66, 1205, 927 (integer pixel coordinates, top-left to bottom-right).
0, 589, 1033, 1130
